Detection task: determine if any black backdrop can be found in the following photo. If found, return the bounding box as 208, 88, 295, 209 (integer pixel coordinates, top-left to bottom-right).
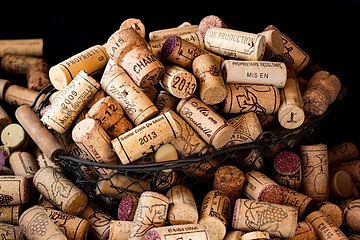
1, 0, 360, 148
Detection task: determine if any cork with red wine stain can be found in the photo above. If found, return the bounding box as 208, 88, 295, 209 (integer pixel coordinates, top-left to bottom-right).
117, 195, 138, 221
199, 15, 227, 38
274, 151, 302, 191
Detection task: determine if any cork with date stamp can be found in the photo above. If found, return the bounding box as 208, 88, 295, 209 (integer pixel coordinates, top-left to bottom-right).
144, 224, 210, 240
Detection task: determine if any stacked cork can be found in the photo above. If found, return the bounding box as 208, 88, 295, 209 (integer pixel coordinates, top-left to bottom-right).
0, 15, 357, 240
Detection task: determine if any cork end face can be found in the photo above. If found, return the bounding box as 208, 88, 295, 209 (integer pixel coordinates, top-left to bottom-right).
144, 229, 161, 240
72, 118, 98, 142
118, 195, 138, 221
200, 86, 227, 105
139, 65, 165, 89
274, 151, 301, 174
199, 15, 227, 38
49, 65, 69, 90
258, 185, 284, 204
161, 35, 178, 58
278, 105, 305, 129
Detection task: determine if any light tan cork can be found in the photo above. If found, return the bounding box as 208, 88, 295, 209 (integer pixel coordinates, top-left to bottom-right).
242, 231, 270, 240
108, 220, 133, 240
1, 54, 44, 74
318, 201, 343, 228
120, 18, 146, 39
0, 38, 43, 57
9, 150, 38, 178
4, 85, 45, 109
154, 91, 179, 112
0, 222, 24, 239
0, 175, 30, 205
144, 224, 210, 240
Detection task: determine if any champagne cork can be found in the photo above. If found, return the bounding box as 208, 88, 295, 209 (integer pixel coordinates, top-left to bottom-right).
232, 198, 298, 238
226, 112, 262, 147
263, 25, 309, 73
1, 54, 44, 74
149, 25, 199, 41
242, 231, 270, 240
0, 79, 10, 100
0, 205, 21, 224
0, 105, 12, 133
161, 65, 197, 98
243, 170, 284, 204
100, 61, 159, 125
303, 71, 341, 117
199, 15, 227, 38
192, 54, 227, 105
0, 222, 24, 239
41, 70, 100, 134
4, 85, 45, 108
305, 211, 348, 240
318, 201, 343, 227
204, 27, 265, 60
343, 199, 360, 232
129, 191, 169, 240
222, 84, 280, 114
224, 230, 245, 240
120, 18, 146, 38
9, 150, 39, 178
112, 111, 180, 164
33, 166, 88, 215
117, 195, 138, 221
106, 28, 165, 88
19, 205, 67, 240
213, 165, 245, 205
0, 123, 30, 150
49, 45, 109, 90
0, 38, 43, 57
87, 96, 133, 139
330, 170, 354, 198
281, 186, 318, 220
72, 118, 120, 165
0, 176, 30, 205
278, 75, 305, 129
109, 220, 133, 240
15, 105, 66, 163
328, 141, 358, 165
166, 185, 198, 225
329, 160, 360, 186
274, 151, 302, 191
222, 60, 287, 88
154, 91, 179, 111
177, 96, 234, 149
259, 29, 285, 60
44, 208, 90, 240
300, 144, 329, 201
144, 224, 210, 240
198, 190, 230, 240
26, 60, 51, 91
79, 202, 113, 240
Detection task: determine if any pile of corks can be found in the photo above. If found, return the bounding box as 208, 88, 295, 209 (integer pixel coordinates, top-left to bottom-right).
0, 15, 358, 240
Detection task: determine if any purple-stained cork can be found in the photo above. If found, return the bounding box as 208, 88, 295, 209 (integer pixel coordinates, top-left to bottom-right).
117, 195, 138, 221
144, 229, 161, 240
161, 35, 177, 58
0, 151, 5, 170
199, 15, 227, 37
274, 151, 301, 174
258, 185, 284, 204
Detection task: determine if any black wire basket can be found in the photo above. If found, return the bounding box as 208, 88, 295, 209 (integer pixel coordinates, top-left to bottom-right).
32, 84, 342, 213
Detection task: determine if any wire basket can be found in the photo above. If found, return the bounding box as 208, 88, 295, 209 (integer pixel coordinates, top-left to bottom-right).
32, 84, 342, 213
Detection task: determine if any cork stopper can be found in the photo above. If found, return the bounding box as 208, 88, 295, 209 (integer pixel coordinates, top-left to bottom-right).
328, 141, 358, 165
0, 79, 10, 100
330, 170, 354, 198
144, 224, 209, 240
259, 29, 285, 59
199, 15, 227, 38
9, 150, 39, 178
117, 195, 138, 221
274, 151, 302, 191
0, 38, 43, 57
1, 123, 29, 150
318, 201, 343, 227
161, 65, 197, 98
120, 18, 146, 39
242, 231, 270, 240
0, 176, 30, 205
108, 220, 133, 240
344, 199, 360, 232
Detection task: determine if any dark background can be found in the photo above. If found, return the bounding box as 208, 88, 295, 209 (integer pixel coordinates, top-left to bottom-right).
1, 0, 360, 149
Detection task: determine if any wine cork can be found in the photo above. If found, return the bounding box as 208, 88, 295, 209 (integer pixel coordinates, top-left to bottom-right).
305, 211, 348, 240
112, 111, 180, 164
0, 176, 30, 205
263, 25, 309, 73
144, 224, 210, 240
44, 208, 90, 240
161, 65, 197, 98
0, 38, 43, 57
72, 118, 120, 165
204, 27, 265, 60
330, 170, 354, 198
87, 96, 133, 139
120, 18, 146, 38
79, 202, 113, 240
181, 157, 221, 181
303, 71, 341, 117
243, 170, 284, 204
343, 199, 360, 232
318, 201, 343, 227
149, 25, 199, 41
19, 205, 67, 240
232, 198, 298, 238
41, 70, 100, 134
154, 143, 178, 164
15, 105, 66, 163
0, 222, 24, 239
26, 60, 51, 91
199, 190, 230, 240
193, 54, 227, 105
278, 75, 305, 129
0, 145, 10, 162
225, 112, 262, 147
177, 96, 234, 149
109, 220, 133, 240
100, 60, 159, 125
33, 166, 88, 215
274, 151, 302, 191
166, 185, 198, 225
117, 195, 138, 221
129, 191, 169, 240
242, 231, 270, 240
213, 165, 245, 205
0, 79, 10, 100
300, 144, 329, 201
1, 54, 44, 74
0, 205, 21, 224
106, 28, 165, 88
259, 29, 285, 60
9, 150, 39, 178
329, 159, 360, 186
224, 230, 245, 240
328, 141, 358, 165
0, 105, 12, 134
1, 123, 30, 150
199, 15, 227, 38
154, 91, 179, 111
281, 186, 318, 220
49, 45, 108, 90
222, 84, 280, 114
4, 85, 45, 109
222, 60, 286, 88
154, 170, 181, 190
